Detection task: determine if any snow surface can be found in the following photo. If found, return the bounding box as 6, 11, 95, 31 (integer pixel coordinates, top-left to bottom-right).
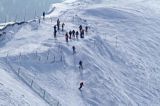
0, 0, 160, 106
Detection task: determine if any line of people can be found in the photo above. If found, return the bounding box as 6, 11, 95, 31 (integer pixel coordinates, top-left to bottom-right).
53, 18, 65, 38
65, 25, 88, 42
52, 18, 88, 91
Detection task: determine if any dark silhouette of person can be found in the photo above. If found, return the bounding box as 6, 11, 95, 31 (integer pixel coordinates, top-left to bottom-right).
79, 81, 84, 90
65, 33, 69, 42
54, 30, 57, 38
76, 31, 79, 40
43, 12, 45, 20
69, 30, 72, 39
57, 19, 60, 30
79, 60, 83, 69
72, 46, 76, 54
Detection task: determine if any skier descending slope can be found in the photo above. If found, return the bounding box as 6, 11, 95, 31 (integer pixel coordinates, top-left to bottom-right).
72, 46, 76, 54
79, 60, 83, 69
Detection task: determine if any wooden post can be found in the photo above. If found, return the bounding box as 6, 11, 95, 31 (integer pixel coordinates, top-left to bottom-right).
116, 36, 118, 48
43, 90, 46, 99
31, 80, 33, 87
39, 56, 41, 61
15, 15, 17, 22
54, 56, 55, 62
18, 68, 20, 76
24, 8, 26, 22
34, 10, 37, 20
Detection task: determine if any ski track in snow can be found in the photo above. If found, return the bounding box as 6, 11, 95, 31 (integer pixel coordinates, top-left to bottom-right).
0, 0, 160, 106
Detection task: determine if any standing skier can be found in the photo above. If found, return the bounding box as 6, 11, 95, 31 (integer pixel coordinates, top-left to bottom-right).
69, 30, 72, 39
43, 12, 45, 20
76, 31, 79, 40
72, 30, 75, 39
57, 19, 60, 30
79, 25, 82, 32
65, 33, 69, 42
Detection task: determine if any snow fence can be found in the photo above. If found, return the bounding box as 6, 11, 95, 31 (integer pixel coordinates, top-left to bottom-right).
6, 57, 61, 106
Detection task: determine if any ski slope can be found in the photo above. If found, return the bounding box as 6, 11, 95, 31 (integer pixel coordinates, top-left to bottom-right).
0, 0, 160, 106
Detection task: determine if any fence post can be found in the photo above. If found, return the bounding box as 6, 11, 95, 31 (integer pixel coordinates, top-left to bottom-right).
43, 90, 46, 99
6, 53, 8, 63
15, 15, 17, 22
31, 80, 33, 87
47, 55, 49, 61
18, 68, 20, 76
60, 56, 63, 62
47, 50, 50, 61
35, 51, 38, 57
94, 40, 95, 48
39, 56, 41, 61
57, 102, 59, 106
4, 16, 7, 23
24, 8, 26, 22
116, 36, 118, 48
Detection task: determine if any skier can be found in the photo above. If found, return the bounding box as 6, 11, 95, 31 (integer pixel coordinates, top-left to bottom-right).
76, 31, 79, 40
80, 29, 85, 38
57, 19, 60, 30
69, 30, 72, 39
43, 12, 45, 20
72, 46, 76, 54
62, 23, 65, 31
54, 25, 57, 31
85, 26, 88, 33
79, 25, 82, 32
79, 81, 84, 90
72, 30, 75, 39
79, 60, 83, 69
65, 33, 69, 42
54, 30, 57, 38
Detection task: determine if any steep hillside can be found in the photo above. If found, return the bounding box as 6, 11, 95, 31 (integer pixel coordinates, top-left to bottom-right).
0, 0, 160, 106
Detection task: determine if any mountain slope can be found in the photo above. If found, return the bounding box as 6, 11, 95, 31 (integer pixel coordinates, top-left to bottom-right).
0, 0, 160, 106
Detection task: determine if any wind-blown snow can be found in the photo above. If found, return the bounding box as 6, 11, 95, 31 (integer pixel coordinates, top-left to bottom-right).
0, 0, 160, 106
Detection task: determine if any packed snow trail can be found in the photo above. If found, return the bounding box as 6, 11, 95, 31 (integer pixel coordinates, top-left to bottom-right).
1, 0, 160, 106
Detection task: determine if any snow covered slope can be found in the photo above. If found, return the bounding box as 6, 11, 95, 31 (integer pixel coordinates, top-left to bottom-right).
0, 65, 47, 105
0, 0, 160, 106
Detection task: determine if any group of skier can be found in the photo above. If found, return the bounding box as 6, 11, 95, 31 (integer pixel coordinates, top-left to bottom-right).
53, 19, 65, 38
52, 18, 87, 90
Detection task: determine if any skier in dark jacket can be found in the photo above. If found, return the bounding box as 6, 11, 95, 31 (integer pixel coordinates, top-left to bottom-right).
72, 46, 76, 54
79, 81, 84, 90
54, 25, 57, 31
43, 12, 45, 20
76, 31, 79, 40
57, 19, 60, 30
65, 33, 69, 42
79, 60, 83, 69
79, 25, 82, 32
69, 30, 72, 39
80, 29, 85, 38
72, 30, 75, 39
54, 30, 57, 38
